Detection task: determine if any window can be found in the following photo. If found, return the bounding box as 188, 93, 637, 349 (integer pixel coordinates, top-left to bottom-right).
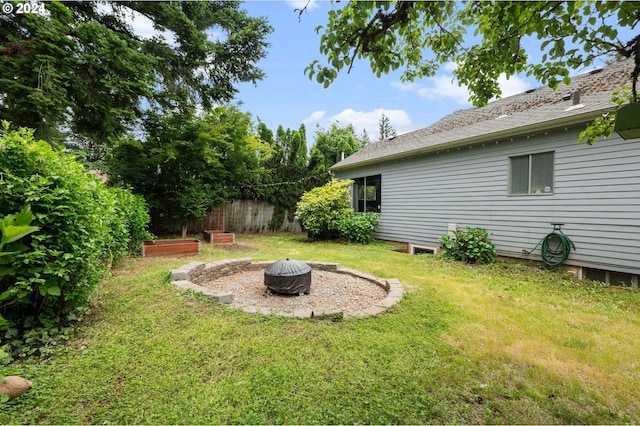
509, 151, 554, 195
353, 175, 381, 213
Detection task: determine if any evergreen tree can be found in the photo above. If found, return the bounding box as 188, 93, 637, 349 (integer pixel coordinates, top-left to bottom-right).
0, 1, 272, 162
378, 112, 397, 140
360, 128, 372, 146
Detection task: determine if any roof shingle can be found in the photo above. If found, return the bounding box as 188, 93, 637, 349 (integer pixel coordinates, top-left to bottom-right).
331, 60, 634, 170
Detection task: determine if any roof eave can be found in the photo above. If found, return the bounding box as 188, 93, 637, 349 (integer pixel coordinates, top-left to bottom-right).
330, 106, 614, 172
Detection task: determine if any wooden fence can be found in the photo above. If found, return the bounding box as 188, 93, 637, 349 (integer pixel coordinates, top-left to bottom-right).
154, 200, 302, 236
222, 199, 301, 234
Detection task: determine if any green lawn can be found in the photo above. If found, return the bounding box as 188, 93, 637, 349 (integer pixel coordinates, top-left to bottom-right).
2, 233, 639, 424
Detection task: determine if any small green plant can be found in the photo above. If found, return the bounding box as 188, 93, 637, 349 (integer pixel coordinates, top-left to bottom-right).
334, 212, 380, 244
440, 226, 496, 264
295, 179, 353, 239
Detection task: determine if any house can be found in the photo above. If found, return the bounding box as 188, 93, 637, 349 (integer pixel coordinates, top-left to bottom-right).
330, 60, 639, 287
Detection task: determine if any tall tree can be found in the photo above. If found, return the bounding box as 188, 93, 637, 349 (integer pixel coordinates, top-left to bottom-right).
107, 106, 259, 236
0, 1, 272, 160
305, 2, 639, 110
254, 124, 310, 230
360, 128, 372, 146
308, 123, 367, 186
289, 124, 308, 170
378, 112, 397, 140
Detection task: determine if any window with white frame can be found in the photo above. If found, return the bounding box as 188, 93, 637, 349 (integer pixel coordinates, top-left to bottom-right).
353, 175, 381, 212
509, 151, 554, 195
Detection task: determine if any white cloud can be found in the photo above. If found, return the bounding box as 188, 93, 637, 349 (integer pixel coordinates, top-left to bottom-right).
393, 62, 534, 105
390, 81, 418, 92
416, 75, 471, 105
303, 108, 413, 140
443, 62, 458, 73
126, 12, 157, 39
302, 110, 327, 124
496, 74, 533, 98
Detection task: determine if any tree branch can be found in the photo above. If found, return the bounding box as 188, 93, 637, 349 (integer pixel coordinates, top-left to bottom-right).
294, 0, 313, 22
0, 30, 77, 56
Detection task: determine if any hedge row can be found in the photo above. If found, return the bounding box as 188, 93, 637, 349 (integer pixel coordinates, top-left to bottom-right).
0, 123, 152, 334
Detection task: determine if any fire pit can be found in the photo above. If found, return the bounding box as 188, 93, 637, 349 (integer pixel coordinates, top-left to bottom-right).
264, 259, 311, 295
170, 258, 405, 319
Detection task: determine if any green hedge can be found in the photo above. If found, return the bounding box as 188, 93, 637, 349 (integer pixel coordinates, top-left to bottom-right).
0, 123, 151, 334
295, 180, 380, 243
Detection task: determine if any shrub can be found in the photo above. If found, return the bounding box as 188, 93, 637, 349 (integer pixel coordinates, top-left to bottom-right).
109, 187, 154, 259
334, 213, 380, 244
440, 226, 496, 264
0, 123, 152, 340
295, 180, 353, 239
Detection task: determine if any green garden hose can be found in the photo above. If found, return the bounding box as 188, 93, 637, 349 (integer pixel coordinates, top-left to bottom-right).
524, 231, 576, 267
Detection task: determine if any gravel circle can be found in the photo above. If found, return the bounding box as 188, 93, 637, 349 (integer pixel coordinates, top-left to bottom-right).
199, 269, 388, 314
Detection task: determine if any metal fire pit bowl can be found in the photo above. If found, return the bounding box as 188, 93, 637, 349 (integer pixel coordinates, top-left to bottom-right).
264, 259, 311, 295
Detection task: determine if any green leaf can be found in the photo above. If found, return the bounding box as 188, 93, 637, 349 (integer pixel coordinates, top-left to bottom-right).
13, 205, 35, 226
0, 225, 41, 246
307, 0, 635, 107
0, 289, 15, 302
47, 286, 62, 297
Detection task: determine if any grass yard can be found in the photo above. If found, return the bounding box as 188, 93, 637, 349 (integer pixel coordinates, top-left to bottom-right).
2, 233, 639, 424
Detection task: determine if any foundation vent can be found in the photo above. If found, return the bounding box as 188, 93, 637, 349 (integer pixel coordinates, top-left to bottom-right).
410, 245, 438, 255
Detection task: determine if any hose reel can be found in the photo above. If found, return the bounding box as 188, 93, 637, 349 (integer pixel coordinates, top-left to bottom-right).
523, 223, 576, 267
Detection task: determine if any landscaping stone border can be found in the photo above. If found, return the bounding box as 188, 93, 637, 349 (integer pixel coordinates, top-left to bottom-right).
169, 258, 404, 319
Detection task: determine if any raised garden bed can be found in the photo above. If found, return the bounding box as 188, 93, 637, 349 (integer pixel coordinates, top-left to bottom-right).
142, 239, 201, 257
203, 230, 235, 244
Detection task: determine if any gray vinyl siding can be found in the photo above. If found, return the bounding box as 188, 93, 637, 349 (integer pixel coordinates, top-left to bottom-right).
334, 124, 640, 274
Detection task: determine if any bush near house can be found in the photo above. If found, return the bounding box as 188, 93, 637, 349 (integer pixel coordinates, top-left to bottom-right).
295, 180, 380, 243
295, 180, 354, 239
0, 123, 152, 357
440, 226, 496, 264
334, 212, 380, 244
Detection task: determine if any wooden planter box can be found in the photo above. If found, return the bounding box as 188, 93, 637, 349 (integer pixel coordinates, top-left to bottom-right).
142, 239, 201, 257
203, 230, 235, 244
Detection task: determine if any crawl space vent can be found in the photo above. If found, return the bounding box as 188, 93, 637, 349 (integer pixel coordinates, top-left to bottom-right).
411, 245, 436, 255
